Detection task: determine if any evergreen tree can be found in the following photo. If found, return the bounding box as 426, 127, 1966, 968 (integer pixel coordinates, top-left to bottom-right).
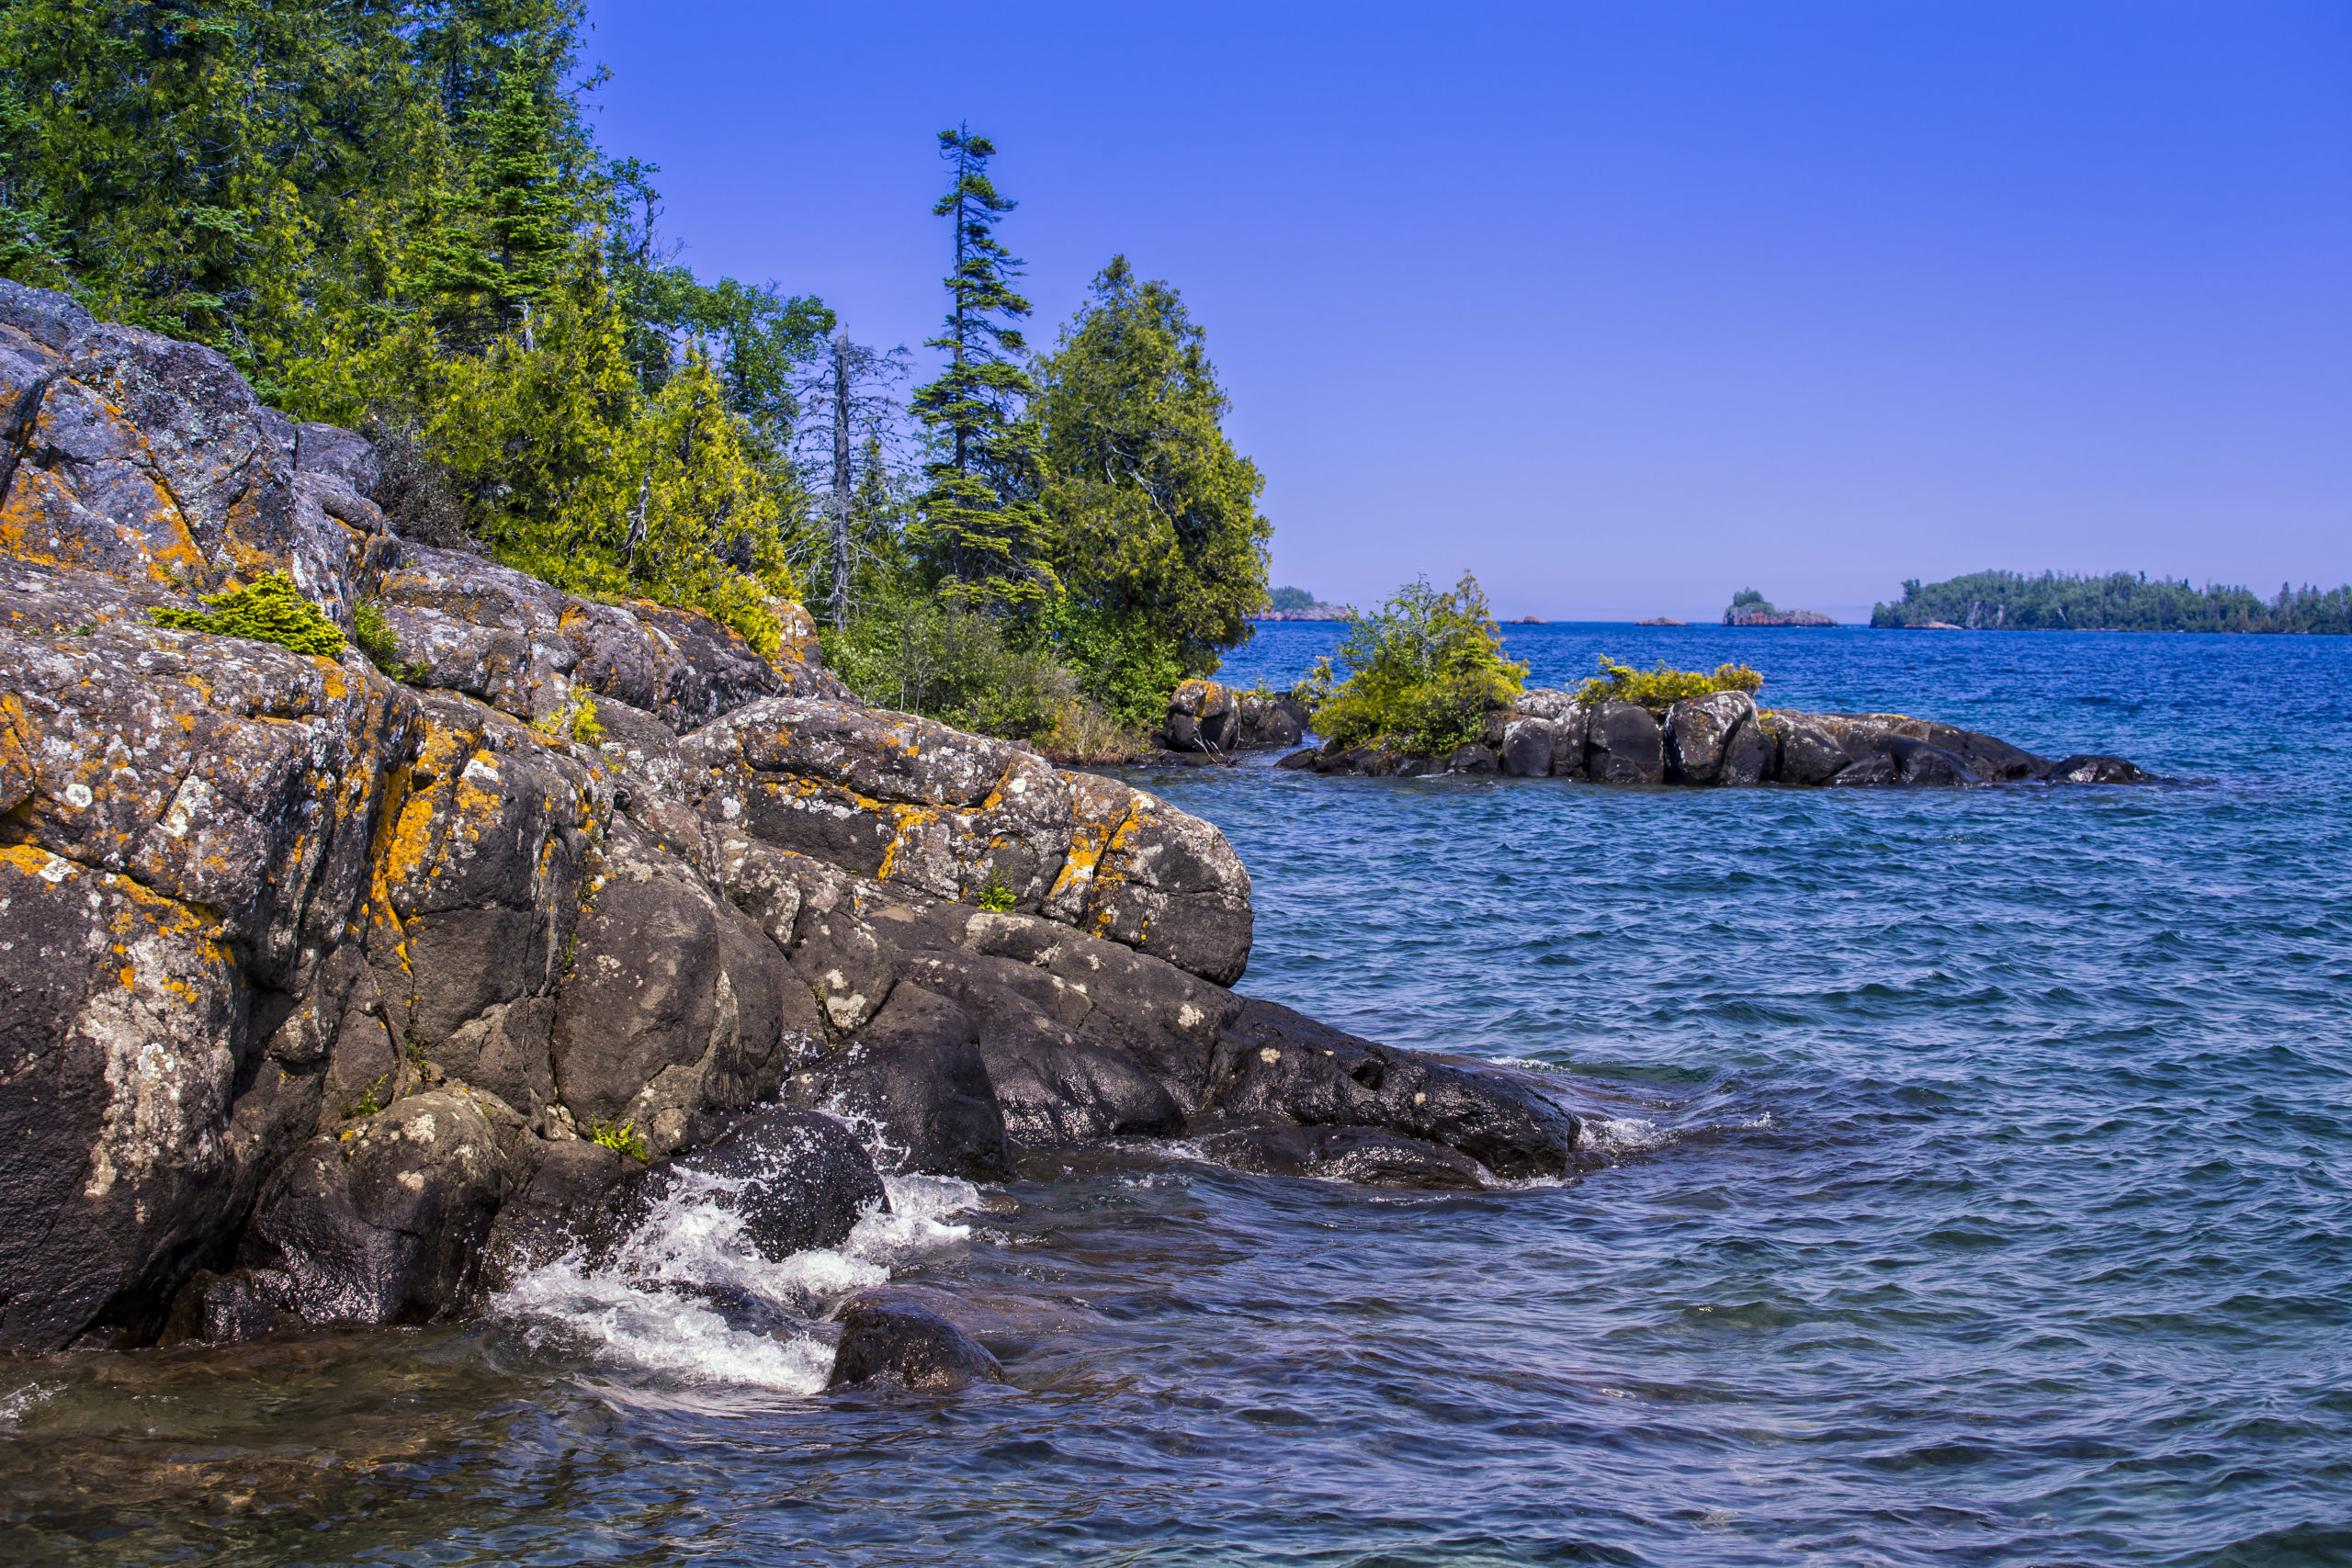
1035, 256, 1271, 678
908, 127, 1057, 615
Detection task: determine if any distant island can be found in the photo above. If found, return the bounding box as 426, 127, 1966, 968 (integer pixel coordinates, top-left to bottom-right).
1257, 585, 1346, 621
1873, 571, 2352, 634
1635, 616, 1687, 626
1723, 589, 1835, 627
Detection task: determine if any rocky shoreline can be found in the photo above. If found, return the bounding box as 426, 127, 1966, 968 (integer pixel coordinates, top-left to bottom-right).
0, 282, 1585, 1368
1159, 683, 2149, 788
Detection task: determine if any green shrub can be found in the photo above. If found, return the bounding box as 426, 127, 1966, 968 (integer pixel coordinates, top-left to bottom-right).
821, 591, 1140, 756
1574, 656, 1763, 714
151, 572, 346, 658
586, 1117, 650, 1161
534, 690, 605, 746
352, 600, 402, 671
1306, 571, 1527, 752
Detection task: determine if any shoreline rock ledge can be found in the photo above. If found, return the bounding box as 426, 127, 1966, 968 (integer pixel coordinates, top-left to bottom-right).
0, 281, 1584, 1357
1279, 688, 2149, 785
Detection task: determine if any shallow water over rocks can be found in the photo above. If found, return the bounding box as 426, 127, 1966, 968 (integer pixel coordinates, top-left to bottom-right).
5, 626, 2348, 1566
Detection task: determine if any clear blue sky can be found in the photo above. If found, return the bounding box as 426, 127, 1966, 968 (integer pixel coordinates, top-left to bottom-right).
582, 1, 2349, 622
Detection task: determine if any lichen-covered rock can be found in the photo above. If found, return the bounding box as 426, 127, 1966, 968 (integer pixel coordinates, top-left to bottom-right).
1664, 691, 1759, 784
0, 841, 243, 1350
688, 698, 1251, 985
1163, 677, 1238, 752
1235, 690, 1309, 750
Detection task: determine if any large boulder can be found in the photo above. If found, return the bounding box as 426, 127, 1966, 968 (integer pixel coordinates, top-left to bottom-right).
789, 982, 1011, 1181
1163, 678, 1238, 752
235, 1089, 521, 1326
548, 818, 818, 1158
1234, 689, 1309, 750
1663, 691, 1758, 784
1587, 702, 1665, 785
1499, 717, 1556, 777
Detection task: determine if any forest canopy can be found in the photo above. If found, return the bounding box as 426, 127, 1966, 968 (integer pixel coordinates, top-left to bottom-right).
1872, 571, 2352, 634
0, 3, 1270, 743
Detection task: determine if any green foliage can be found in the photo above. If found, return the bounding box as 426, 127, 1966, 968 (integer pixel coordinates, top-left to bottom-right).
1730, 588, 1771, 611
342, 1074, 390, 1121
586, 1117, 649, 1161
352, 599, 403, 671
1574, 656, 1764, 714
974, 868, 1015, 912
1871, 570, 2352, 633
821, 590, 1086, 745
1307, 572, 1527, 752
1268, 586, 1317, 613
1035, 255, 1271, 676
534, 690, 604, 746
909, 128, 1058, 615
5, 1, 824, 649
152, 572, 346, 657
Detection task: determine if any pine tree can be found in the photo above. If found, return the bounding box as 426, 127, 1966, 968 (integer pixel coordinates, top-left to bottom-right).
908, 127, 1057, 615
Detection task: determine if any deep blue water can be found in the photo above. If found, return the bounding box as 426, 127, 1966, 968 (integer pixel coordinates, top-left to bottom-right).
4, 626, 2347, 1567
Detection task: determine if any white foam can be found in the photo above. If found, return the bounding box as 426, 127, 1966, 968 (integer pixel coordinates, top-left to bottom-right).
1581, 1115, 1680, 1155
491, 1157, 981, 1394
0, 1382, 51, 1426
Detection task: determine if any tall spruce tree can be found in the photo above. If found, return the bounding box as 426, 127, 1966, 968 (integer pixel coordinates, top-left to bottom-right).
1035, 255, 1271, 679
908, 127, 1057, 615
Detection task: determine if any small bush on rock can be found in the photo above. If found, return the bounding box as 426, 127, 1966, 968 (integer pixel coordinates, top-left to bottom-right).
1574, 656, 1762, 715
1306, 572, 1527, 752
587, 1118, 650, 1161
152, 572, 346, 658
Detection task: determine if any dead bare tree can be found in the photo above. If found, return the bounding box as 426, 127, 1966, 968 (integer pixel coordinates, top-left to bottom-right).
796, 333, 911, 630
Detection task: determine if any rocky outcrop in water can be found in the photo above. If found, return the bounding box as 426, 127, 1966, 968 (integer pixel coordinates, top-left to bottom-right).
0, 284, 1583, 1355
1285, 686, 2146, 786
1161, 677, 1310, 754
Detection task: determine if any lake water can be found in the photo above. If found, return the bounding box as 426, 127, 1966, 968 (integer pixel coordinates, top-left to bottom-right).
4, 625, 2347, 1567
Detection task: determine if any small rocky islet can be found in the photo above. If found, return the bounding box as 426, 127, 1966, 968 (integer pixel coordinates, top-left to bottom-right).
1158, 677, 2150, 787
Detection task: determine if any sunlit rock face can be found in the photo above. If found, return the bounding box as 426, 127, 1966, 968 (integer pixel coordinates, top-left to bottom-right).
0, 280, 1578, 1354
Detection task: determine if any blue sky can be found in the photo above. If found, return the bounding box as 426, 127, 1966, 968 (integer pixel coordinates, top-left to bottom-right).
582, 1, 2350, 622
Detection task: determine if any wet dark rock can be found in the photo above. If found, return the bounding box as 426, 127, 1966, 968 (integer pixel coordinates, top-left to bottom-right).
1588, 702, 1666, 785
1720, 714, 1778, 785
2045, 754, 2149, 784
792, 983, 1011, 1181
1195, 1121, 1492, 1189
157, 1269, 284, 1347
622, 1108, 887, 1263
1829, 752, 1898, 787
481, 1139, 638, 1286
828, 1293, 1005, 1389
1448, 742, 1499, 774
1276, 747, 1317, 770
1236, 691, 1310, 750
1162, 678, 1239, 752
237, 1091, 519, 1326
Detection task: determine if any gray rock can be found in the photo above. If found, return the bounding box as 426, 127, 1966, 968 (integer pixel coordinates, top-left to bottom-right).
1588, 702, 1666, 785
1234, 691, 1309, 750
1500, 716, 1555, 777
1163, 678, 1239, 752
1773, 714, 1850, 785
238, 1090, 519, 1325
828, 1293, 1005, 1389
294, 421, 380, 497
0, 278, 96, 349
1195, 1122, 1492, 1190
1448, 742, 1499, 774
1664, 691, 1758, 784
1720, 714, 1777, 785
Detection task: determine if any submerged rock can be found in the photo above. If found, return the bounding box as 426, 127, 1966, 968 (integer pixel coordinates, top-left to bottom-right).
827, 1293, 1005, 1390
